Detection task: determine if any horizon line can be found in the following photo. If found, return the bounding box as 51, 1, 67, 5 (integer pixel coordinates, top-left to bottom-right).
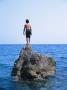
0, 43, 67, 45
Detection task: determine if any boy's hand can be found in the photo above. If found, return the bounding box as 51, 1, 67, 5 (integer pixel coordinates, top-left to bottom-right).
23, 30, 25, 35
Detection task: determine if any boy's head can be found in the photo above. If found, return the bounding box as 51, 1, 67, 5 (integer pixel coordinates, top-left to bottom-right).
26, 19, 29, 23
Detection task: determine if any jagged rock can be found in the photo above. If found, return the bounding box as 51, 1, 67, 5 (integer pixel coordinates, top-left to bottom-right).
11, 44, 56, 81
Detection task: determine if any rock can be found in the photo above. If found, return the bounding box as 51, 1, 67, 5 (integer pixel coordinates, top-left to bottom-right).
11, 44, 56, 81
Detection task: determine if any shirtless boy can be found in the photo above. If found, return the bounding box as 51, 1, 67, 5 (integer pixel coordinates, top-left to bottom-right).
23, 19, 32, 44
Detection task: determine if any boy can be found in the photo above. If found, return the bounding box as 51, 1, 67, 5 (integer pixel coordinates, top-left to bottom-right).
23, 19, 32, 44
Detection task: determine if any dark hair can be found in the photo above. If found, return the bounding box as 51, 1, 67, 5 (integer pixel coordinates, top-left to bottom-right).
26, 19, 29, 23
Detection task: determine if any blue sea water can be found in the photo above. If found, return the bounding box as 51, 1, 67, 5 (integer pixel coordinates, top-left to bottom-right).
0, 44, 67, 90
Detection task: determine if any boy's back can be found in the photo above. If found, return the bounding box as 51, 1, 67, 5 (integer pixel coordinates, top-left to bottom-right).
24, 23, 31, 30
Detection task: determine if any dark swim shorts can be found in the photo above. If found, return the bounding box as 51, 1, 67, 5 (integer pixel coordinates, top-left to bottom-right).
26, 30, 31, 38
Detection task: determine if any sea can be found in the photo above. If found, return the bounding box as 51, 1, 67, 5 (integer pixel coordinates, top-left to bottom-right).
0, 44, 67, 90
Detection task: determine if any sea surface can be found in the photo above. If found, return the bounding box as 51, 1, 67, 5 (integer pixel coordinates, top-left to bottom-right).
0, 44, 67, 90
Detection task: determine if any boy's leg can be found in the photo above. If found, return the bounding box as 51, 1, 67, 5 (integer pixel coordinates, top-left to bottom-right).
26, 38, 28, 44
29, 37, 30, 44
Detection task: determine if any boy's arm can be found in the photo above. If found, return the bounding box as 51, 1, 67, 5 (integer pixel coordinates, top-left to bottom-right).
23, 25, 26, 35
30, 25, 32, 35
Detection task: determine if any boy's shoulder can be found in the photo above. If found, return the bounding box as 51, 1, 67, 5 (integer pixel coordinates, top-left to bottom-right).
25, 23, 31, 26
